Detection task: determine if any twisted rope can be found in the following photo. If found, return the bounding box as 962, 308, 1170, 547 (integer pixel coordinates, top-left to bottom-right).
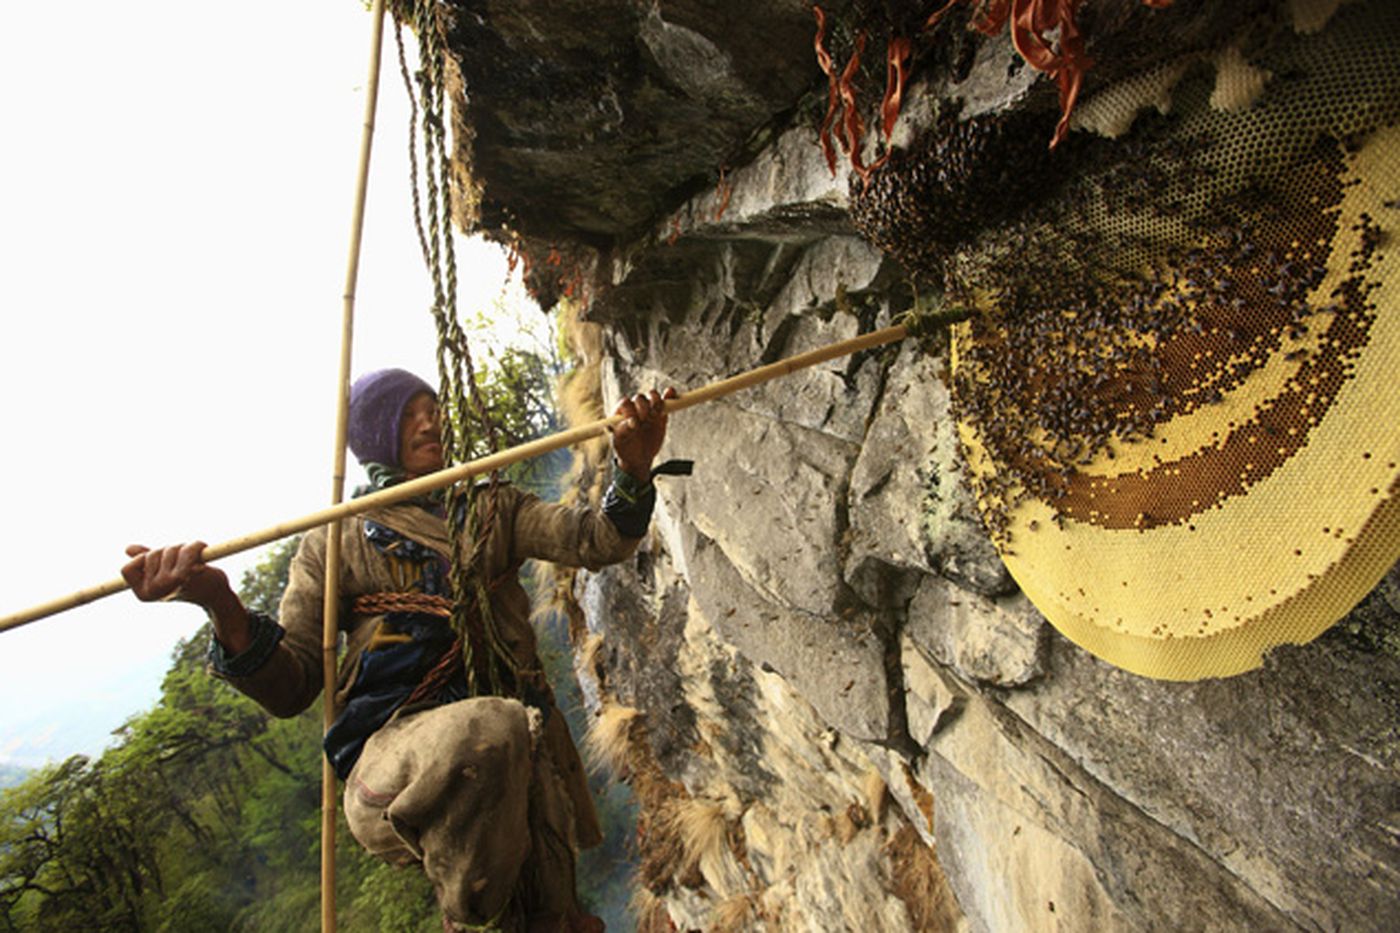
351, 592, 453, 617
401, 0, 519, 699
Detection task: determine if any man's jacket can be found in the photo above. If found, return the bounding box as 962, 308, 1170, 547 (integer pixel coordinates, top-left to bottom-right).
211, 482, 647, 849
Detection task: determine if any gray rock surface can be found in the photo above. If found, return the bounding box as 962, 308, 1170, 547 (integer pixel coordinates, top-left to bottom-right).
845, 341, 1011, 604
907, 577, 1047, 688
1002, 628, 1400, 932
444, 0, 833, 240
686, 532, 890, 743
665, 399, 858, 616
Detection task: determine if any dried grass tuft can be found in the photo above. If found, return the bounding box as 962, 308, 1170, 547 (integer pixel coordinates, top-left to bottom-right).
863, 766, 889, 825
578, 631, 605, 681
637, 798, 690, 891
884, 823, 965, 931
554, 301, 610, 504
669, 796, 730, 874
711, 892, 761, 932
555, 363, 609, 507
558, 296, 604, 364
631, 885, 673, 933
585, 702, 641, 776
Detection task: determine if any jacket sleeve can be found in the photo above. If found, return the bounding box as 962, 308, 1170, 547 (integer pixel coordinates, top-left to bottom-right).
207, 528, 329, 718
505, 476, 652, 571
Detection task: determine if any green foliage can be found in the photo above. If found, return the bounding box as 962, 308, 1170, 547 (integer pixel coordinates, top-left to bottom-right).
238, 538, 300, 617
453, 300, 574, 498
341, 856, 439, 933
0, 537, 346, 932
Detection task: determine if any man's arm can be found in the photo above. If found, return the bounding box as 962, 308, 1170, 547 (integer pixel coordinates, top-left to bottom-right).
122, 537, 323, 718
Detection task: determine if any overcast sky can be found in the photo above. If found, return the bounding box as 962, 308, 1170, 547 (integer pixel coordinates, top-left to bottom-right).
0, 2, 537, 767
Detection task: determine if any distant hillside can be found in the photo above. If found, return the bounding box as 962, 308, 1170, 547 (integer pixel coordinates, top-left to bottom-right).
0, 764, 28, 789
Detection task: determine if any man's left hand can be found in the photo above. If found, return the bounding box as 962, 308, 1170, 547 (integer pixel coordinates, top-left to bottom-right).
612, 388, 677, 483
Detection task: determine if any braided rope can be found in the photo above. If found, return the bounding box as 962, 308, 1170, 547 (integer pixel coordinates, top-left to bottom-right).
401, 0, 520, 698
351, 591, 452, 617
405, 635, 463, 707
393, 19, 432, 271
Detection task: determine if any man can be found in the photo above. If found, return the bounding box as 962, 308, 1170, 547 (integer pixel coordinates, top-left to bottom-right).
123, 368, 676, 932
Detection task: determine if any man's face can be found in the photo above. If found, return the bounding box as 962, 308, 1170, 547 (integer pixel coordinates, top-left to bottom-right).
398, 391, 444, 477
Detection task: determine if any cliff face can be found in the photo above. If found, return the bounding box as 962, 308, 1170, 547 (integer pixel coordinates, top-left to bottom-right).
433, 1, 1400, 929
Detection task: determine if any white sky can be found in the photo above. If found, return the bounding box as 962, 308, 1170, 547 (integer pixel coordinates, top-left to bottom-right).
0, 2, 539, 766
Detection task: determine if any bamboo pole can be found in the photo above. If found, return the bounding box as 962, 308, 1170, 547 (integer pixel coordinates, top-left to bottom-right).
320, 1, 388, 930
0, 323, 910, 634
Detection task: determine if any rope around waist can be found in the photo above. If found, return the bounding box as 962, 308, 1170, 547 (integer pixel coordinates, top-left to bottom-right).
351, 591, 453, 617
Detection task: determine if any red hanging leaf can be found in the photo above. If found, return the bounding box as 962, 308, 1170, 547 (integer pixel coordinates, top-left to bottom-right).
1015, 0, 1092, 147
837, 31, 868, 169
923, 0, 965, 32
562, 266, 586, 300
880, 36, 913, 140
813, 6, 841, 176
813, 5, 920, 185
920, 0, 1167, 150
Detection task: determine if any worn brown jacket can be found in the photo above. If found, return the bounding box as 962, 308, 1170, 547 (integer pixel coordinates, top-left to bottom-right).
218, 483, 639, 847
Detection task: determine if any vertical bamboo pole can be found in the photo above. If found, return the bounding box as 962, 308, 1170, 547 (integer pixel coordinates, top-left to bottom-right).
322, 2, 388, 931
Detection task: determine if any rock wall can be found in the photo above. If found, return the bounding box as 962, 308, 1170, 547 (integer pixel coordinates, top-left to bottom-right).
571, 130, 1399, 928
431, 1, 1400, 928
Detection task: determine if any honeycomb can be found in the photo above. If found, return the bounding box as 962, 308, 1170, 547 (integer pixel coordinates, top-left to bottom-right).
876, 2, 1400, 679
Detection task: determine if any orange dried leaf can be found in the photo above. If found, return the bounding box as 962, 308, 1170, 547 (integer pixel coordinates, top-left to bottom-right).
813, 6, 840, 175
923, 0, 965, 32
880, 36, 913, 140
838, 31, 868, 162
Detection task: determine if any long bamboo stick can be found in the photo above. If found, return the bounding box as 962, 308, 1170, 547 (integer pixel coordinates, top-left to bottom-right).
0, 322, 910, 635
319, 2, 388, 929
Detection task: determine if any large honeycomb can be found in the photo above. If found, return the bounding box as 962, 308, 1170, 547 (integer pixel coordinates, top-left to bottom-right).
872, 2, 1400, 679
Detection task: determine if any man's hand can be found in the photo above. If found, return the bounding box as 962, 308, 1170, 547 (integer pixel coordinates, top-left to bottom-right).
611, 387, 677, 483
123, 542, 253, 654
122, 542, 230, 610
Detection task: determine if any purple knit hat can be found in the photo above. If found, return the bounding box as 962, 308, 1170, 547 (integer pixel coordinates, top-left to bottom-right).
347, 369, 436, 468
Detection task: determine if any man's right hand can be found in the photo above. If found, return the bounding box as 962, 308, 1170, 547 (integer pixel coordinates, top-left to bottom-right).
123, 543, 254, 656
122, 542, 230, 609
